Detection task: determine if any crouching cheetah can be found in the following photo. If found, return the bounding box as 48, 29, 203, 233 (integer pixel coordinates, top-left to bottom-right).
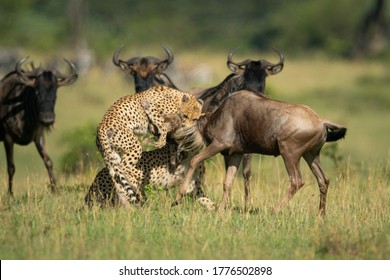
96, 85, 203, 208
86, 125, 215, 211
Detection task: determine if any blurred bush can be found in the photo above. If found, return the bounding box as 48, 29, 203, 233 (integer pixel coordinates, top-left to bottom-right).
60, 122, 104, 174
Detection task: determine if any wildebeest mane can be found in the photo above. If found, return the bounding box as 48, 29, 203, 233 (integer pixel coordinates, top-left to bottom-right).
155, 72, 179, 89
170, 125, 205, 154
196, 73, 247, 114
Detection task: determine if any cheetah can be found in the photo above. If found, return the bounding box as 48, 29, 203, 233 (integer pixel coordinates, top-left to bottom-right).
96, 86, 203, 208
85, 126, 215, 210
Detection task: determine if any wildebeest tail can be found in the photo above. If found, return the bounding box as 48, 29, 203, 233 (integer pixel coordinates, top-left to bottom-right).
323, 121, 347, 142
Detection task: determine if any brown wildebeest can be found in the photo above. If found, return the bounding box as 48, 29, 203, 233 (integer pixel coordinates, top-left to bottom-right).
0, 57, 78, 195
193, 48, 285, 208
112, 46, 178, 92
174, 90, 347, 216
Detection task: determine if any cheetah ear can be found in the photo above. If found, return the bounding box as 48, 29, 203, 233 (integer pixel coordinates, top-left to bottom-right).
181, 95, 189, 103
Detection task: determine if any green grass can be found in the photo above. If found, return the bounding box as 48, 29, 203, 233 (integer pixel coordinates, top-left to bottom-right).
0, 155, 389, 259
0, 54, 389, 259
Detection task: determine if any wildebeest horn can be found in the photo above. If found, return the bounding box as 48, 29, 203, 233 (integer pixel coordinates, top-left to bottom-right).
54, 59, 78, 80
16, 57, 42, 78
15, 56, 29, 74
112, 46, 124, 67
227, 48, 252, 67
263, 48, 285, 67
162, 46, 174, 65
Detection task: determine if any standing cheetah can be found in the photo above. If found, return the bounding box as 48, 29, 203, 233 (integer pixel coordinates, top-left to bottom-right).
96, 86, 203, 208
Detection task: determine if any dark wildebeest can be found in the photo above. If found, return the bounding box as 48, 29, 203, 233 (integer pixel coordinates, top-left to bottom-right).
112, 46, 178, 93
0, 57, 78, 195
174, 90, 347, 216
193, 48, 285, 208
194, 48, 284, 108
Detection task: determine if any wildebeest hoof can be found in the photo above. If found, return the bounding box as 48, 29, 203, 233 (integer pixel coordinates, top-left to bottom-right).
171, 200, 182, 207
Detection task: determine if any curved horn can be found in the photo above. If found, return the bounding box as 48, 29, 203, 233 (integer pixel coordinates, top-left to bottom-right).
162, 46, 174, 65
16, 56, 44, 78
112, 45, 124, 67
29, 62, 36, 71
54, 59, 78, 79
51, 59, 78, 87
15, 57, 43, 85
263, 48, 285, 67
227, 48, 251, 67
15, 57, 31, 76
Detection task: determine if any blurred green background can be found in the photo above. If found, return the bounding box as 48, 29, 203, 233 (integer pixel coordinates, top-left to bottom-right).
0, 0, 389, 190
0, 0, 388, 58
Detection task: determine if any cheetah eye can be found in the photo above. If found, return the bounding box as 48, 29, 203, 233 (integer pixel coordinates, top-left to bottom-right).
183, 114, 188, 119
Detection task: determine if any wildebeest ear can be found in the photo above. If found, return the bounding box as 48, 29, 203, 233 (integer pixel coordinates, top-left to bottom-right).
57, 74, 78, 87
119, 61, 134, 74
156, 60, 169, 73
227, 62, 245, 74
15, 57, 38, 86
17, 75, 36, 87
266, 64, 284, 75
197, 99, 204, 107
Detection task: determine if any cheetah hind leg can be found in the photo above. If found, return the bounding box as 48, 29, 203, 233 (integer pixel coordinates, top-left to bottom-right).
85, 168, 118, 208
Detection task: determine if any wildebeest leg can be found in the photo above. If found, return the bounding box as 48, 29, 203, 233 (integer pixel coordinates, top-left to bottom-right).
224, 153, 253, 210
273, 153, 304, 215
174, 140, 227, 205
4, 139, 15, 196
242, 153, 253, 210
218, 154, 243, 211
34, 135, 56, 192
303, 152, 330, 216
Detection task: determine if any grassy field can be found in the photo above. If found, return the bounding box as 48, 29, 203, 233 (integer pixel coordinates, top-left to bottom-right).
0, 52, 389, 259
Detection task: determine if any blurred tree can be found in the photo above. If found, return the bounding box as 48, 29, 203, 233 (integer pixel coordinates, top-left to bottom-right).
353, 0, 388, 57
0, 0, 388, 58
67, 0, 94, 74
249, 0, 375, 57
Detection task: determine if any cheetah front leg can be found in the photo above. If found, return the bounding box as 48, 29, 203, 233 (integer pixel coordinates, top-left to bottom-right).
141, 99, 171, 149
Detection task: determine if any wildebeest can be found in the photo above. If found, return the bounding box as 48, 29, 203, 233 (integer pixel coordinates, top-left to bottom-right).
112, 46, 178, 93
193, 48, 285, 208
0, 57, 78, 195
174, 90, 347, 216
194, 48, 285, 112
85, 49, 285, 210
